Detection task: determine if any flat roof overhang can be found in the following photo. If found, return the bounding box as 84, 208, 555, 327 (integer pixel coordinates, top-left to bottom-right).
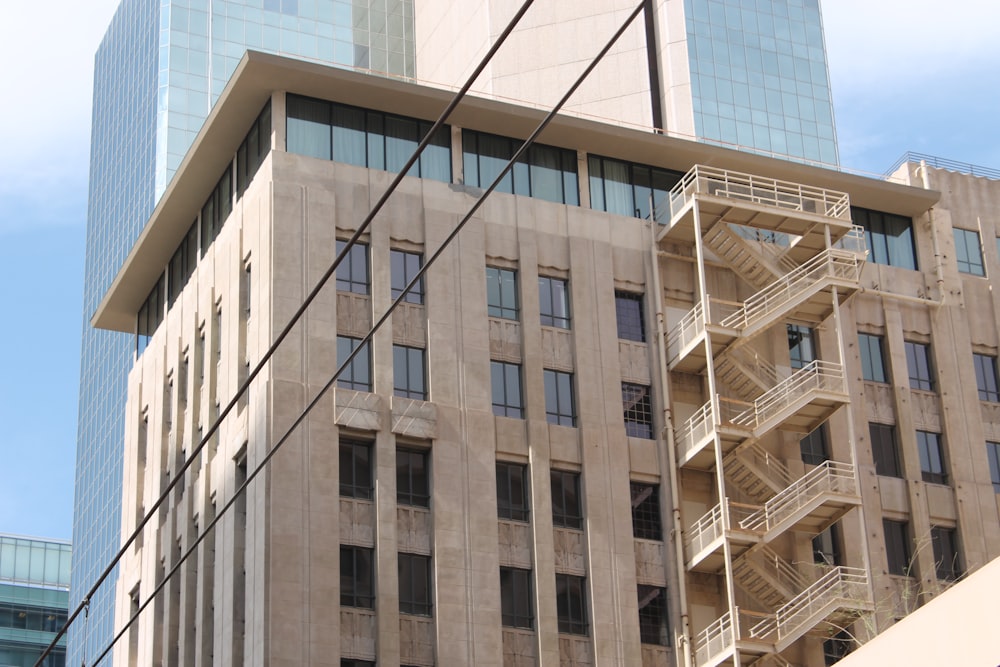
93, 50, 940, 333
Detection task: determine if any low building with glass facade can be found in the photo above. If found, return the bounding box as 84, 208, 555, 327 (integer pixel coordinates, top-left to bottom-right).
0, 535, 71, 667
90, 52, 1000, 667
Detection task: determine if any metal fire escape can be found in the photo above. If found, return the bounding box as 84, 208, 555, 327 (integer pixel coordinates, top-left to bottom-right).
655, 167, 873, 667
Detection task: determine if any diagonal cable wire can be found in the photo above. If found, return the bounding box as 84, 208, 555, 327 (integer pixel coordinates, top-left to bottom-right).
63, 1, 646, 664
36, 3, 538, 666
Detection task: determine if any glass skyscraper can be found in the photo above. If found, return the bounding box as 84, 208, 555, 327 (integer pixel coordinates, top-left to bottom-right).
683, 0, 838, 164
73, 1, 414, 664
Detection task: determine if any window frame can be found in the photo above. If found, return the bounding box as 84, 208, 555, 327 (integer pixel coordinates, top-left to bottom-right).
550, 469, 583, 530
391, 248, 424, 304
339, 439, 373, 500
614, 291, 646, 342
883, 519, 912, 577
852, 205, 917, 270
335, 240, 370, 295
930, 526, 962, 581
800, 423, 829, 466
812, 523, 842, 567
787, 324, 816, 370
859, 333, 888, 383
904, 341, 934, 391
499, 567, 534, 629
491, 361, 524, 418
588, 154, 683, 220
543, 369, 576, 427
496, 461, 530, 522
869, 422, 902, 478
987, 441, 1000, 493
340, 545, 375, 609
393, 344, 427, 400
953, 227, 985, 276
398, 553, 433, 616
916, 430, 947, 485
462, 129, 580, 205
622, 382, 654, 439
486, 266, 519, 320
630, 483, 663, 541
973, 353, 1000, 401
555, 573, 588, 636
637, 584, 669, 646
397, 448, 430, 508
336, 336, 372, 391
538, 276, 571, 329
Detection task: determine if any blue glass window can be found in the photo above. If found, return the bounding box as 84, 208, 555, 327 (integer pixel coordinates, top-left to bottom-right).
463, 130, 578, 205
852, 206, 916, 270
954, 228, 984, 276
286, 94, 450, 182
588, 156, 682, 219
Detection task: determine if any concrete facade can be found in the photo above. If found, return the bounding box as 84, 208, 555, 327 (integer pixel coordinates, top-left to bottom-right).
95, 54, 999, 667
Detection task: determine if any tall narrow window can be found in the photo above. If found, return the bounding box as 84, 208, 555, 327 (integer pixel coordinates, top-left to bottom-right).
339, 440, 372, 500
397, 448, 429, 508
491, 361, 523, 418
954, 228, 984, 275
555, 574, 588, 635
499, 567, 534, 629
496, 462, 530, 522
336, 240, 370, 294
823, 631, 853, 665
486, 267, 519, 320
337, 336, 372, 391
588, 155, 682, 219
550, 470, 583, 530
973, 353, 1000, 401
398, 553, 432, 616
869, 422, 901, 478
538, 276, 570, 329
800, 424, 829, 466
813, 524, 842, 566
859, 333, 887, 383
615, 291, 646, 342
543, 370, 576, 426
393, 345, 427, 400
987, 441, 1000, 493
622, 383, 653, 439
905, 341, 934, 391
391, 249, 424, 303
787, 324, 816, 369
630, 483, 662, 540
340, 545, 375, 608
917, 431, 947, 485
930, 526, 961, 581
637, 585, 669, 646
883, 519, 912, 576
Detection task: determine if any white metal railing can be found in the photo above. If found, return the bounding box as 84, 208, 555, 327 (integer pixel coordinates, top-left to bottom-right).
749, 566, 869, 643
729, 442, 794, 489
666, 297, 743, 363
730, 360, 846, 431
726, 223, 800, 275
719, 249, 862, 334
833, 225, 868, 257
740, 461, 858, 534
694, 609, 736, 666
676, 396, 754, 463
663, 165, 852, 226
685, 499, 762, 560
748, 653, 794, 667
725, 347, 781, 389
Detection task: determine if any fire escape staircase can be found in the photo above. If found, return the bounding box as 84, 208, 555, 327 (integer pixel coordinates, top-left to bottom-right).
658, 167, 871, 667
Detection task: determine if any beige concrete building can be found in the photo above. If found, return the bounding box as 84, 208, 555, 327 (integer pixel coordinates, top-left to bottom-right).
92, 52, 1000, 667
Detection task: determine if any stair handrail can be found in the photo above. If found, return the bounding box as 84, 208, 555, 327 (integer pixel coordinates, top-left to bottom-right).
753, 544, 810, 594
693, 608, 737, 666
666, 299, 706, 360
730, 443, 793, 488
739, 461, 858, 534
833, 225, 869, 257
726, 347, 781, 388
719, 249, 861, 333
731, 360, 846, 430
749, 566, 869, 642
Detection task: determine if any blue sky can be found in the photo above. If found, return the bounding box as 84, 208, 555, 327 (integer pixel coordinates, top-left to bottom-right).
0, 0, 998, 542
